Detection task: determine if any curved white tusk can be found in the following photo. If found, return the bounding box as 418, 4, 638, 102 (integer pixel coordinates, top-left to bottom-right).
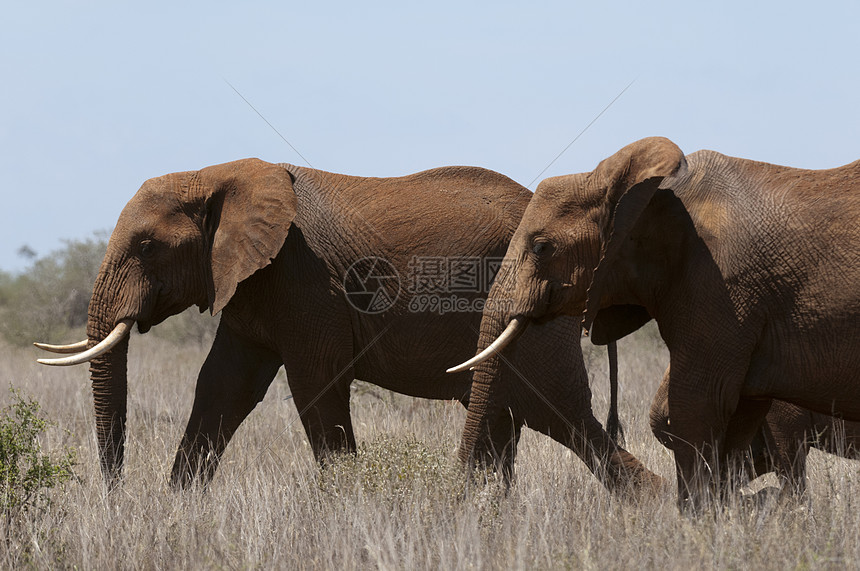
37, 319, 134, 366
446, 317, 527, 374
33, 339, 89, 354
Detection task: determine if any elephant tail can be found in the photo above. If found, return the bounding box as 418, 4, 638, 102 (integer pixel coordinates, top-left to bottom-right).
605, 341, 626, 447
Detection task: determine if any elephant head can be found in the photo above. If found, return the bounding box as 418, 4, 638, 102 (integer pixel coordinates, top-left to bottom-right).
37, 159, 297, 485
450, 138, 686, 495
450, 137, 687, 371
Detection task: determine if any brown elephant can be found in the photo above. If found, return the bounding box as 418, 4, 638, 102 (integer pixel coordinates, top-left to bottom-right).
450, 137, 860, 509
650, 368, 860, 495
36, 158, 661, 494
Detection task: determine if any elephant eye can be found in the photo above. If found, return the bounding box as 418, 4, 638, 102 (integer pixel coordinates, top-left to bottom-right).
532, 241, 551, 256
139, 240, 156, 258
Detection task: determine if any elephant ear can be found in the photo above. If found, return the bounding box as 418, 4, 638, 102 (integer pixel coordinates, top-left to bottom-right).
583, 137, 687, 332
195, 159, 298, 315
590, 304, 652, 345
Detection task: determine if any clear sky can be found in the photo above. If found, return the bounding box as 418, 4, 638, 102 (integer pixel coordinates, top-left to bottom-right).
2, 1, 858, 272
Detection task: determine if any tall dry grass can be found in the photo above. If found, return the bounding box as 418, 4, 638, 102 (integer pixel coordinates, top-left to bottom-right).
2, 322, 859, 569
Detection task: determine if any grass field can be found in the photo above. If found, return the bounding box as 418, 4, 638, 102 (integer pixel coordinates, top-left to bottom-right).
3, 322, 859, 569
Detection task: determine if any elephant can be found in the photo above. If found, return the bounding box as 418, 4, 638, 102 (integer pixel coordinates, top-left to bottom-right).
35, 158, 662, 494
650, 368, 860, 495
449, 136, 860, 509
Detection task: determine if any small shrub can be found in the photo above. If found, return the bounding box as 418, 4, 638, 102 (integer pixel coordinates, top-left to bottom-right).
0, 233, 107, 346
0, 387, 76, 527
317, 436, 463, 505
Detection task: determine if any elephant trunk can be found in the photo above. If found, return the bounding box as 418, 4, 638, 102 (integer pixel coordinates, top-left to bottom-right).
458, 262, 524, 472
86, 271, 130, 486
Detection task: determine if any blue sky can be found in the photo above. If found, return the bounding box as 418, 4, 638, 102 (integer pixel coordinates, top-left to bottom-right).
2, 1, 858, 272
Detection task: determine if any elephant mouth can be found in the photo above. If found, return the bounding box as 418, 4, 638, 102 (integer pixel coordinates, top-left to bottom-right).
137, 306, 178, 334
532, 281, 582, 324
136, 292, 191, 333
517, 285, 556, 325
529, 312, 557, 326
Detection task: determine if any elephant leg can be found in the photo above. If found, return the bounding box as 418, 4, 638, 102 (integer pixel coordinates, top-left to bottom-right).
718, 398, 771, 497
773, 428, 809, 497
502, 364, 661, 494
649, 368, 764, 499
528, 368, 663, 493
747, 421, 781, 480
170, 323, 283, 488
286, 364, 357, 462
652, 368, 772, 501
562, 413, 663, 495
838, 419, 860, 460
665, 349, 775, 511
667, 379, 730, 511
765, 405, 816, 495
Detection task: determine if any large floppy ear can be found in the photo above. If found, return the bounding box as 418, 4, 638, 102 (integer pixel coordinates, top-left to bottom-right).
583, 137, 687, 332
194, 159, 298, 315
589, 304, 652, 345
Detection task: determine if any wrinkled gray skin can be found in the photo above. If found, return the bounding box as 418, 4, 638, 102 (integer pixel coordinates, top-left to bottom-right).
650, 368, 860, 495
57, 158, 661, 493
460, 137, 860, 510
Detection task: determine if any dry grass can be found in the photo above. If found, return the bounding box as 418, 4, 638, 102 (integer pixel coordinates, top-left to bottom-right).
2, 323, 859, 569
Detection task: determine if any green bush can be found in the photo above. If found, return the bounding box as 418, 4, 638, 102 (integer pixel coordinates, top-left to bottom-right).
0, 233, 108, 346
0, 388, 76, 526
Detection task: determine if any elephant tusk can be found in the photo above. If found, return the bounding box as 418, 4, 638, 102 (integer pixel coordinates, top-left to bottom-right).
37, 319, 134, 366
446, 316, 528, 373
33, 339, 89, 354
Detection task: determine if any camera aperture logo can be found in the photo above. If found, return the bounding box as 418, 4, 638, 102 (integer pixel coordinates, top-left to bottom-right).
344, 256, 401, 314
344, 255, 512, 315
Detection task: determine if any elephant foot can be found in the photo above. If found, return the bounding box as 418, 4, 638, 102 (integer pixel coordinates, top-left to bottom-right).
169, 445, 220, 490
740, 485, 781, 509
613, 469, 671, 502
599, 447, 669, 501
